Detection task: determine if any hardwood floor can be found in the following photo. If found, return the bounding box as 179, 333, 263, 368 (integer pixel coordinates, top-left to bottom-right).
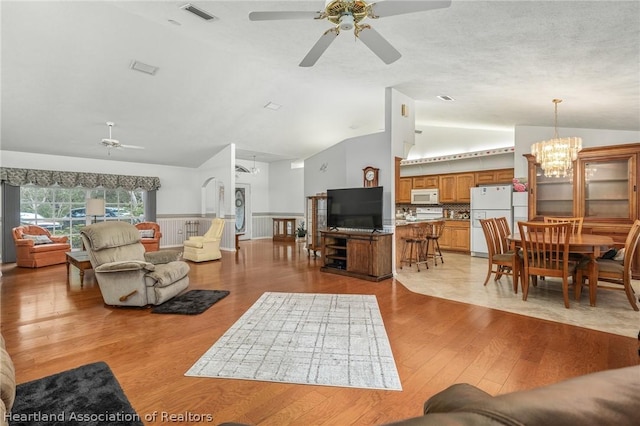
1, 239, 638, 425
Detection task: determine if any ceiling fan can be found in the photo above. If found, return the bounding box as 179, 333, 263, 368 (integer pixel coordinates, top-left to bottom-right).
249, 0, 451, 67
100, 121, 145, 153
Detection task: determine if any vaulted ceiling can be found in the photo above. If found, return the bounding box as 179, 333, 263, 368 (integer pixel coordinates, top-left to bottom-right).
2, 1, 638, 168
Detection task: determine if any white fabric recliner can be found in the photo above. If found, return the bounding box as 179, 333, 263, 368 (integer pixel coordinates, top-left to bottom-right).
183, 218, 225, 262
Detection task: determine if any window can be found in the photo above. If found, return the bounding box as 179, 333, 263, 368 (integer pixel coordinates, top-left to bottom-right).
20, 186, 145, 249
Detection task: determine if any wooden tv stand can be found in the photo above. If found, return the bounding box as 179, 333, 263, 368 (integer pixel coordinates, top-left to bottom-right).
320, 230, 393, 282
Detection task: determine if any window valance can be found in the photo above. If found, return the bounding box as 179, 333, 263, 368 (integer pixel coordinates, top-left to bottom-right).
0, 167, 161, 191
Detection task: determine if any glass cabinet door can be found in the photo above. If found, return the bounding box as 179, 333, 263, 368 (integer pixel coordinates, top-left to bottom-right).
580, 157, 634, 220
533, 164, 574, 217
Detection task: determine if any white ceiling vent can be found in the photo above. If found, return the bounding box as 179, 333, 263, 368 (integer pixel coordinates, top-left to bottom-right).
129, 60, 158, 75
180, 3, 217, 21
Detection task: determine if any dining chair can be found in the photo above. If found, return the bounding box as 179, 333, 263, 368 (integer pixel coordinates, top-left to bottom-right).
542, 216, 585, 286
575, 219, 640, 311
425, 220, 446, 267
479, 218, 519, 292
543, 216, 584, 234
517, 221, 575, 308
494, 216, 513, 254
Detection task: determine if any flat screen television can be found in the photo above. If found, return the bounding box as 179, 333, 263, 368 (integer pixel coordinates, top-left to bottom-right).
326, 186, 384, 231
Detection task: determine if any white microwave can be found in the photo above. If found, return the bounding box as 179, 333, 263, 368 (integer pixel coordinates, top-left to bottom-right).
411, 189, 439, 205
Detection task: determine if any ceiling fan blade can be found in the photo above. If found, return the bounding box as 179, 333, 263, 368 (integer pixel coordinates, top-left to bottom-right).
120, 144, 145, 150
357, 26, 401, 65
370, 0, 452, 18
249, 11, 322, 21
299, 28, 339, 67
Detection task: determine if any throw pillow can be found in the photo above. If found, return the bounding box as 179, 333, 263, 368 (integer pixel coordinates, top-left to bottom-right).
139, 229, 155, 238
613, 248, 625, 261
600, 248, 617, 260
22, 234, 53, 245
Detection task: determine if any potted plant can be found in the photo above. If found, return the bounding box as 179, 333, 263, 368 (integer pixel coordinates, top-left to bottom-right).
296, 221, 307, 240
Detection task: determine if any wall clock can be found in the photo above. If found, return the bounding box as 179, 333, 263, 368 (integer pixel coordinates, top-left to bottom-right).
363, 166, 379, 187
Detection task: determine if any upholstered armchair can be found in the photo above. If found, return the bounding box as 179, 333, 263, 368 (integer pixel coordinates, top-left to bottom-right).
12, 225, 71, 268
80, 221, 190, 307
183, 218, 225, 262
134, 221, 162, 252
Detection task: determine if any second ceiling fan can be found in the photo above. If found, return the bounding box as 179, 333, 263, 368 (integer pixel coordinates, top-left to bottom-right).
249, 0, 451, 67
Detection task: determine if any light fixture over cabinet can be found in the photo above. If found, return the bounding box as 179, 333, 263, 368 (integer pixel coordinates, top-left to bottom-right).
530, 99, 582, 178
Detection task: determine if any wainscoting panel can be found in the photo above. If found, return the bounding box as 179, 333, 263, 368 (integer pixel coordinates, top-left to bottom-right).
158, 216, 304, 249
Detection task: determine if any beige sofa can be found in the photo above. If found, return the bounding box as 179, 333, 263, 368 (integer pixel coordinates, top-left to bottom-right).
80, 221, 190, 306
1, 335, 16, 426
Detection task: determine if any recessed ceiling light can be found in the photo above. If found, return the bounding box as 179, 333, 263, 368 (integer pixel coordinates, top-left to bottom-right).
168, 19, 182, 26
415, 129, 423, 134
437, 95, 455, 101
129, 60, 159, 76
264, 102, 282, 111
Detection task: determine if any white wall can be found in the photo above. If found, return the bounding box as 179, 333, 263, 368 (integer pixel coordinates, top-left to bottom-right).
197, 145, 235, 218
267, 160, 304, 214
235, 157, 270, 213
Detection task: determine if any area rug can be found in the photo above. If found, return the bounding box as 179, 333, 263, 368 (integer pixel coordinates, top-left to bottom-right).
151, 289, 230, 315
185, 292, 402, 391
8, 361, 142, 426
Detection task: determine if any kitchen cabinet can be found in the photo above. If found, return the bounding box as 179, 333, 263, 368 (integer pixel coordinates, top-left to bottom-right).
439, 220, 470, 252
475, 168, 514, 185
526, 142, 640, 277
397, 177, 412, 203
413, 176, 439, 189
439, 173, 475, 203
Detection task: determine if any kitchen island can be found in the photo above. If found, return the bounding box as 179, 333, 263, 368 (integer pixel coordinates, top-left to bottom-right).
395, 219, 470, 269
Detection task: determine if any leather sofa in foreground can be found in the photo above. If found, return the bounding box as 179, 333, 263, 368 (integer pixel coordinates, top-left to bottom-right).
386, 365, 639, 426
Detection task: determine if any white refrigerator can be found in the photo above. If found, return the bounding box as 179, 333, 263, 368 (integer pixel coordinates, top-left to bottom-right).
470, 185, 513, 258
512, 192, 529, 232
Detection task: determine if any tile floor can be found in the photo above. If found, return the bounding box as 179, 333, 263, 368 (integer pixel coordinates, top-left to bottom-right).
395, 252, 640, 338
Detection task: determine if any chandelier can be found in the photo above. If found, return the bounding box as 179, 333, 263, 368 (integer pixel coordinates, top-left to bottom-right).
531, 99, 582, 178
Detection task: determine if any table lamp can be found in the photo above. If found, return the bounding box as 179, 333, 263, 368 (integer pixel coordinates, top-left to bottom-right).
86, 198, 105, 224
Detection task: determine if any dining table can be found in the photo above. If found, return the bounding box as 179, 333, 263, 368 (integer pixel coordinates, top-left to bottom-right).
506, 233, 614, 307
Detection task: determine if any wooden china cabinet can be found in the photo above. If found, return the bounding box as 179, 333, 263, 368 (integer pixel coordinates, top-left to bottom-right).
525, 142, 640, 277
305, 194, 327, 257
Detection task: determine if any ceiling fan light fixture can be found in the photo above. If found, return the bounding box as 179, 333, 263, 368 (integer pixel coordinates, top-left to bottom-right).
339, 14, 354, 30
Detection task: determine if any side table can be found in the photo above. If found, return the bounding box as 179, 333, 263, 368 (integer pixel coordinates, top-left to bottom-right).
66, 251, 93, 286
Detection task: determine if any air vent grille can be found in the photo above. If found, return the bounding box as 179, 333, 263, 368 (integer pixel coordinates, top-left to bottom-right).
130, 60, 158, 75
180, 3, 217, 21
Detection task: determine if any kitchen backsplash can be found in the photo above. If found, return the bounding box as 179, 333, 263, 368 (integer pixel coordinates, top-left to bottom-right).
396, 202, 470, 219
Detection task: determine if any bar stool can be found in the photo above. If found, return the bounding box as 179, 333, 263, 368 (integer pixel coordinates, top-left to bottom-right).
400, 223, 429, 271
425, 220, 446, 266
